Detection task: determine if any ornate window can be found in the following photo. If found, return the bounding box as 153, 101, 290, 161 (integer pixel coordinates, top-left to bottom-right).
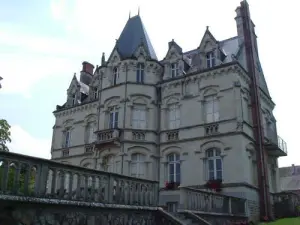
167, 153, 180, 183
132, 107, 146, 129
169, 104, 180, 129
171, 63, 179, 78
206, 148, 222, 180
103, 155, 119, 173
109, 106, 118, 128
136, 63, 145, 83
113, 67, 118, 85
204, 95, 219, 123
130, 153, 146, 178
63, 128, 71, 147
206, 51, 215, 68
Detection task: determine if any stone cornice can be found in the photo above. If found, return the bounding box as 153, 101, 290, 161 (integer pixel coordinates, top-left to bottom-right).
54, 102, 99, 118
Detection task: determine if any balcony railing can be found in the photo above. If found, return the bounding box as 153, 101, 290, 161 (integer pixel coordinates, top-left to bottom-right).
0, 151, 159, 207
95, 128, 120, 144
264, 128, 287, 156
179, 187, 247, 216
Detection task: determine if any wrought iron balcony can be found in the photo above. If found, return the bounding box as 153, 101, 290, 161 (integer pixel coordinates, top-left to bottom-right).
264, 128, 287, 156
95, 128, 120, 145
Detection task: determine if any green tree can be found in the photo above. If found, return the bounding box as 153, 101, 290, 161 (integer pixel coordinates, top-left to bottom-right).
0, 119, 11, 152
0, 165, 35, 194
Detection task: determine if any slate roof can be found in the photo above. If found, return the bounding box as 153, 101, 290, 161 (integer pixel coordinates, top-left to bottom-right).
117, 15, 157, 60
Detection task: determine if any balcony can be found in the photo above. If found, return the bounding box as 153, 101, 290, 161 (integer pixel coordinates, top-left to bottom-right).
264, 128, 287, 156
95, 128, 120, 146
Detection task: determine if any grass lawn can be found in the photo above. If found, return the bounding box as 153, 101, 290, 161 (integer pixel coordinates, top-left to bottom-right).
260, 217, 300, 225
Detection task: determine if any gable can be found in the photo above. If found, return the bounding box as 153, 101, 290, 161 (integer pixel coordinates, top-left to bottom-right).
67, 75, 79, 95
199, 29, 218, 52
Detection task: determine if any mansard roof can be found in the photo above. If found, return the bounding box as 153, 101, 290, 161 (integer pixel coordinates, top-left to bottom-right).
116, 15, 157, 60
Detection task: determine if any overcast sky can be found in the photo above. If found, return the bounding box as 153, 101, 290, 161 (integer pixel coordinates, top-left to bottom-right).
0, 0, 299, 167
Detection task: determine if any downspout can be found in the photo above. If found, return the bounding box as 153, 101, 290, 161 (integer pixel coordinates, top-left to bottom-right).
157, 86, 162, 182
121, 63, 129, 175
95, 64, 104, 170
240, 2, 270, 219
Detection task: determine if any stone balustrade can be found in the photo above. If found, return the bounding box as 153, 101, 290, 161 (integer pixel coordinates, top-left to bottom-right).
96, 128, 120, 143
179, 187, 247, 216
0, 151, 159, 207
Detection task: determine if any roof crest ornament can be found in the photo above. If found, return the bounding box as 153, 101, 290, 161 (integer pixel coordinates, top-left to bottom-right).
138, 6, 140, 16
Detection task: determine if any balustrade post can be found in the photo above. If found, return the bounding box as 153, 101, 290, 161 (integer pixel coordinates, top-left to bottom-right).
228, 197, 232, 214
108, 174, 114, 203
38, 164, 50, 197
179, 188, 188, 210
1, 161, 8, 192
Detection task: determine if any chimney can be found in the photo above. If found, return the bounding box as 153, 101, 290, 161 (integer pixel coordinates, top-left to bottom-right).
82, 61, 94, 75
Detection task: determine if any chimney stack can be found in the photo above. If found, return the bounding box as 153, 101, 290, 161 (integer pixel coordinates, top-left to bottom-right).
82, 61, 94, 75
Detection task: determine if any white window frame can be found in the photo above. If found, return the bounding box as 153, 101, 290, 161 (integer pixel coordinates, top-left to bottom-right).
206, 51, 215, 68
109, 106, 118, 128
206, 148, 222, 180
132, 107, 146, 129
171, 63, 179, 78
136, 63, 145, 83
204, 95, 219, 123
113, 67, 118, 85
130, 153, 146, 178
167, 153, 180, 183
169, 104, 180, 129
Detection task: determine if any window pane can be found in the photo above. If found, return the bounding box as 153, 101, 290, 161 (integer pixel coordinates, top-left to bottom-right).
175, 108, 180, 118
208, 160, 214, 171
205, 102, 213, 113
168, 154, 174, 162
131, 163, 137, 175
216, 170, 222, 180
207, 150, 213, 157
169, 164, 174, 174
176, 162, 180, 174
114, 112, 119, 128
140, 110, 146, 120
216, 158, 222, 170
209, 171, 215, 180
176, 172, 180, 183
175, 154, 180, 161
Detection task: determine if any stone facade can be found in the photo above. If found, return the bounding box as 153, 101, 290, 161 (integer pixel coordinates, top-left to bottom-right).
50, 1, 287, 222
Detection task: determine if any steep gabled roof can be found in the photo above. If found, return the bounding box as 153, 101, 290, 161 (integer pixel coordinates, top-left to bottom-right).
116, 15, 157, 60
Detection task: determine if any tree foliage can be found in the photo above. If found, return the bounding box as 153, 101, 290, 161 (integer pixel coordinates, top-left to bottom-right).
0, 165, 35, 194
0, 119, 11, 152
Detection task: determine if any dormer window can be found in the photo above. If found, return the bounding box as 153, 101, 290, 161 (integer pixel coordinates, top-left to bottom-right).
72, 94, 76, 106
171, 63, 179, 78
136, 63, 145, 83
206, 51, 216, 68
113, 67, 118, 85
93, 87, 98, 99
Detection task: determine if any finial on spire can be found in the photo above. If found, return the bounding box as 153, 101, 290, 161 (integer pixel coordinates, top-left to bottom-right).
206, 26, 209, 30
129, 11, 131, 19
101, 52, 105, 66
138, 6, 140, 15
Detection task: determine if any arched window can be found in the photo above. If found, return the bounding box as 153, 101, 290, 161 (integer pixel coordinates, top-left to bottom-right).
206, 148, 222, 180
204, 95, 219, 123
130, 153, 146, 178
103, 155, 119, 173
167, 153, 180, 183
136, 63, 145, 83
169, 104, 180, 129
113, 67, 118, 85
